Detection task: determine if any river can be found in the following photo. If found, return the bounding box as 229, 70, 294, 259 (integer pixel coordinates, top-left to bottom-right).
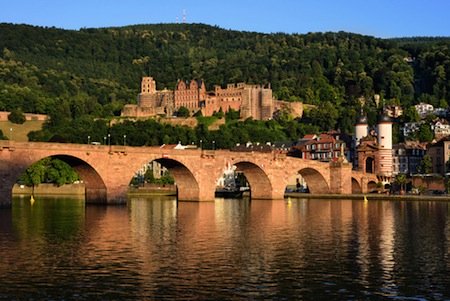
1, 196, 449, 300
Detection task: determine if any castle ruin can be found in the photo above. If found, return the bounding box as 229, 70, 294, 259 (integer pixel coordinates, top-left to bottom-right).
121, 77, 302, 120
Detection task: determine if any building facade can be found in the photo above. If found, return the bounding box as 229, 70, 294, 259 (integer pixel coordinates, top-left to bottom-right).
427, 137, 450, 175
290, 133, 349, 162
392, 142, 427, 176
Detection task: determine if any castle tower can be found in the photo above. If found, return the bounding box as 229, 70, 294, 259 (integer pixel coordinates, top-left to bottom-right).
377, 113, 393, 177
141, 77, 156, 94
355, 112, 368, 146
139, 77, 156, 107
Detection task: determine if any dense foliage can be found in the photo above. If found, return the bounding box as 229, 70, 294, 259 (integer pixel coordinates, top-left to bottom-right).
1, 22, 450, 141
18, 157, 79, 186
8, 108, 26, 124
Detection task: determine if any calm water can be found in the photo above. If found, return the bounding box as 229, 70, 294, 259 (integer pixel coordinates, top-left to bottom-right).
1, 196, 450, 300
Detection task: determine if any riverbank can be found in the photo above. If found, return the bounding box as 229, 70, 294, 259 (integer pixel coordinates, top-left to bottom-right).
12, 184, 450, 201
285, 192, 450, 201
12, 183, 85, 196
128, 184, 177, 196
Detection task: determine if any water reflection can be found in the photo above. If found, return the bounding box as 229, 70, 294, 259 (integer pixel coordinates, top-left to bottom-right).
0, 197, 450, 299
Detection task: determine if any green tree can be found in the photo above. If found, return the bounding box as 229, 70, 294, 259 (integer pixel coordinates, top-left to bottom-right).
176, 106, 190, 118
395, 173, 408, 194
417, 123, 434, 142
8, 108, 26, 124
417, 155, 433, 174
402, 106, 420, 123
18, 158, 79, 187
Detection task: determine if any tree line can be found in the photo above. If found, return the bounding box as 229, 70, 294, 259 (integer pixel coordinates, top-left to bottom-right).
1, 23, 449, 135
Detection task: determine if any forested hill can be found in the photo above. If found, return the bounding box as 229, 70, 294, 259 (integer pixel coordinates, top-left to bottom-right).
0, 22, 450, 131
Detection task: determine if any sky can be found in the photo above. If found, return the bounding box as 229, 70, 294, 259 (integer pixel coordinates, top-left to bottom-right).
1, 0, 450, 38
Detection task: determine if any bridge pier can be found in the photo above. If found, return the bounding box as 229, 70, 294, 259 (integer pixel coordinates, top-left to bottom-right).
103, 185, 128, 205
329, 161, 353, 194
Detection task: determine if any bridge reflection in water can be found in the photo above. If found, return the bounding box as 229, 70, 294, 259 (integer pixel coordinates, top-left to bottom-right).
0, 141, 378, 207
1, 196, 449, 299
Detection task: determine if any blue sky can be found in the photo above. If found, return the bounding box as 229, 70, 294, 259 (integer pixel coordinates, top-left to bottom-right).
1, 0, 449, 38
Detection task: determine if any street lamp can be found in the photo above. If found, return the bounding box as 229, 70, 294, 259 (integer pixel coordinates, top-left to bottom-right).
9, 128, 12, 141
212, 140, 215, 150
200, 139, 202, 150
108, 133, 111, 146
123, 134, 126, 146
103, 136, 106, 145
87, 135, 91, 144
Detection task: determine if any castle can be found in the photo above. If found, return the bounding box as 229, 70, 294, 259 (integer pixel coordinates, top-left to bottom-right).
121, 77, 303, 120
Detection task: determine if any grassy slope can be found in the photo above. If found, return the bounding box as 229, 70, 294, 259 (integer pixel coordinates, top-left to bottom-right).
0, 120, 45, 141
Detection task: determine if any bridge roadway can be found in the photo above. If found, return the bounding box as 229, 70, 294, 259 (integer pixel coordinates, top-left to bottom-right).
0, 141, 378, 207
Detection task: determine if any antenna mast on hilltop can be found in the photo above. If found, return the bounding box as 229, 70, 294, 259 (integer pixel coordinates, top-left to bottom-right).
182, 9, 187, 23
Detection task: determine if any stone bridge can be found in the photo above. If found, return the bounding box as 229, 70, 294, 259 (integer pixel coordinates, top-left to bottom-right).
0, 141, 378, 207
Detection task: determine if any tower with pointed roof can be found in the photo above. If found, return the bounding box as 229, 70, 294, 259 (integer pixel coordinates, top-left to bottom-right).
355, 111, 368, 147
377, 113, 393, 178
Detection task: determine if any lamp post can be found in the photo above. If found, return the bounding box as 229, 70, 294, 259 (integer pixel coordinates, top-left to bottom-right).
9, 128, 12, 141
87, 135, 91, 144
108, 133, 111, 146
212, 140, 215, 150
103, 136, 106, 145
200, 139, 202, 150
123, 134, 126, 146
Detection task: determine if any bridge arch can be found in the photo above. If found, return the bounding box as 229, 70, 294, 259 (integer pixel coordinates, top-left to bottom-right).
352, 177, 362, 194
232, 161, 272, 199
12, 154, 107, 203
152, 158, 199, 201
296, 167, 330, 194
367, 180, 378, 192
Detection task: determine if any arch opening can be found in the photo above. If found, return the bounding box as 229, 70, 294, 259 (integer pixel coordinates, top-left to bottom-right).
352, 177, 362, 194
288, 168, 330, 194
367, 180, 378, 193
14, 155, 107, 203
130, 158, 199, 201
232, 161, 272, 199
214, 162, 250, 199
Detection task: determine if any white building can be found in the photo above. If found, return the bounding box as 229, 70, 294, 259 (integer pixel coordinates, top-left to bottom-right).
414, 102, 434, 119
433, 120, 450, 139
403, 121, 423, 138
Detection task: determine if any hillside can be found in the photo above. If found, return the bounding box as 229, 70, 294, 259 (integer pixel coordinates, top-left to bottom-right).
0, 22, 449, 141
